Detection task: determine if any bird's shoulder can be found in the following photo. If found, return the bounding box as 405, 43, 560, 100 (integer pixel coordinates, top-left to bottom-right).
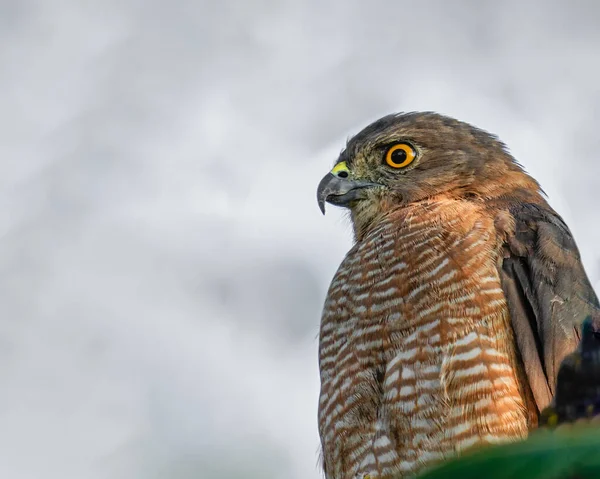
488, 197, 577, 260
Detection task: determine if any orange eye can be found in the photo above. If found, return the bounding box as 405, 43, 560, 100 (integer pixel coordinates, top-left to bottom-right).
385, 143, 416, 168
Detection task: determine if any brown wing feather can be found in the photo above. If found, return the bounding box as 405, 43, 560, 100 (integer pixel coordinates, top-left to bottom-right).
497, 202, 600, 412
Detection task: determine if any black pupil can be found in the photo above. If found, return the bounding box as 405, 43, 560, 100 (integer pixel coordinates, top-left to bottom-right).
338, 171, 349, 178
391, 148, 407, 164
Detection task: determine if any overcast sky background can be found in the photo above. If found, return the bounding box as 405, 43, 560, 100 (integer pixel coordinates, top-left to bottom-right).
2, 1, 600, 478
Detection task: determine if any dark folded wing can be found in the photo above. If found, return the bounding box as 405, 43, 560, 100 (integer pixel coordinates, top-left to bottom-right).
498, 202, 599, 412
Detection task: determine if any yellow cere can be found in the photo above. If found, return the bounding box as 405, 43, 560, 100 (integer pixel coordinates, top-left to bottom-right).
331, 161, 349, 175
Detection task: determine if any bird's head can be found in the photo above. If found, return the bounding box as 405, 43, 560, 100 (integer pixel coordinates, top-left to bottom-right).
317, 112, 541, 240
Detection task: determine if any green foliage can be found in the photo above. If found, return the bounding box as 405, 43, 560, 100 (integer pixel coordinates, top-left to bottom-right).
416, 427, 600, 479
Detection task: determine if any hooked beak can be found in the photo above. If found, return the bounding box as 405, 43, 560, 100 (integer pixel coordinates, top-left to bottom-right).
316, 162, 380, 214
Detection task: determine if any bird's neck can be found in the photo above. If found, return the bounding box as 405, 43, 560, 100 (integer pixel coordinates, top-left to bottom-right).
349, 174, 547, 244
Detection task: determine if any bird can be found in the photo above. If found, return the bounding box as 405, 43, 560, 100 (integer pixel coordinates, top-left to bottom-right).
315, 112, 599, 479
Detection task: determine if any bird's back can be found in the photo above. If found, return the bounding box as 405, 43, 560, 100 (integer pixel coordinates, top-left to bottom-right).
318, 198, 534, 478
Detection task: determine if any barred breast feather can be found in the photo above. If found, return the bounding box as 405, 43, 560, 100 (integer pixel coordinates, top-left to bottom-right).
318, 199, 532, 479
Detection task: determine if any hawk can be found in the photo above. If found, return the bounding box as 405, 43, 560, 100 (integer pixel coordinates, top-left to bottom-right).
316, 112, 599, 478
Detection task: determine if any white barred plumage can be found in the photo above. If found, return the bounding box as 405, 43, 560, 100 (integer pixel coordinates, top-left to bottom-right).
319, 201, 529, 478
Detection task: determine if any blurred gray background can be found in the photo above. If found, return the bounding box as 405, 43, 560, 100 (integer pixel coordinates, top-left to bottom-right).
2, 1, 600, 478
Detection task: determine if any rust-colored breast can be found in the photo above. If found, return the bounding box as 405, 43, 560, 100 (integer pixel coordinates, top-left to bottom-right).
318, 200, 530, 479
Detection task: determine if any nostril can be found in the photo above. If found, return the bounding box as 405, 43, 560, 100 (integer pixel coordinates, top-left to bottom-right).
337, 171, 349, 179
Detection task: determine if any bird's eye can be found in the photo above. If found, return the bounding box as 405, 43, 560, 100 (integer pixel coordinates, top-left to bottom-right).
385, 143, 416, 169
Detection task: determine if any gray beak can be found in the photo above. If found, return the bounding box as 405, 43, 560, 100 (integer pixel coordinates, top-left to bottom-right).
317, 173, 379, 214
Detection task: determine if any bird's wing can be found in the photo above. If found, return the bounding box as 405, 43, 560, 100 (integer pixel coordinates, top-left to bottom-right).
497, 202, 599, 412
